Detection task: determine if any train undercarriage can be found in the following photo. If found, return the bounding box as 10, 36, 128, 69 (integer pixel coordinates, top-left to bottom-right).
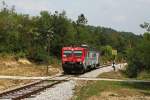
62, 62, 86, 74
62, 62, 99, 74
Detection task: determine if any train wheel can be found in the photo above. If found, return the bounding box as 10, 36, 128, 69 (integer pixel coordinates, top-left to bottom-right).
94, 64, 97, 69
81, 66, 86, 74
81, 69, 85, 74
63, 69, 71, 74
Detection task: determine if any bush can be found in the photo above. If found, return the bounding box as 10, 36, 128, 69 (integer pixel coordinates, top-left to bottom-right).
115, 53, 126, 63
0, 52, 10, 58
125, 63, 139, 78
28, 48, 50, 63
15, 52, 26, 59
138, 71, 150, 80
125, 33, 150, 78
125, 48, 140, 78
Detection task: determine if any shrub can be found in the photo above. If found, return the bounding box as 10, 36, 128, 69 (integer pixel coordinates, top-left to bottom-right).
125, 33, 150, 78
28, 48, 49, 63
15, 52, 26, 59
126, 63, 139, 78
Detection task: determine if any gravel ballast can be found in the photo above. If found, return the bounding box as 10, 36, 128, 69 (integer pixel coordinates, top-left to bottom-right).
25, 63, 125, 100
25, 80, 76, 100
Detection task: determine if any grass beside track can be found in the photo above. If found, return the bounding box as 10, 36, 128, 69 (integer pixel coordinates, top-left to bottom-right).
137, 71, 150, 81
74, 69, 150, 100
73, 80, 150, 100
98, 70, 128, 79
98, 70, 150, 81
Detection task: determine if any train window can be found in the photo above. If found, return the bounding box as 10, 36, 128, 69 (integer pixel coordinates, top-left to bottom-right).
74, 50, 82, 57
63, 50, 72, 57
90, 52, 93, 58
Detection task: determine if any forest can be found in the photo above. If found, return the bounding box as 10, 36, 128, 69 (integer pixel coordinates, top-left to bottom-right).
0, 2, 149, 78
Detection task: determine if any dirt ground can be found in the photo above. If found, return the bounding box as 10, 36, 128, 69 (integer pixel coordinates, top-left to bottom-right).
0, 57, 60, 91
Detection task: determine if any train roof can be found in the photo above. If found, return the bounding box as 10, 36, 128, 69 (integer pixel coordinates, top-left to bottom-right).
62, 47, 85, 50
62, 44, 100, 53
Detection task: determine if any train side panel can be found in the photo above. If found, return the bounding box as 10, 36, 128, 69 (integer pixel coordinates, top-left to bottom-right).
83, 51, 100, 69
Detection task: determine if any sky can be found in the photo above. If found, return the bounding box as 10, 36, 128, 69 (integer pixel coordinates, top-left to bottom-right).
1, 0, 150, 35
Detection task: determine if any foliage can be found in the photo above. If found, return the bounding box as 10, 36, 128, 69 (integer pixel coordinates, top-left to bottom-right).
140, 22, 150, 32
76, 14, 88, 25
0, 2, 141, 63
137, 71, 150, 80
100, 45, 113, 63
126, 32, 150, 77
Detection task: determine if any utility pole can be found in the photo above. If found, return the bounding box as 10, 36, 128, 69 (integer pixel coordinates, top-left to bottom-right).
46, 28, 54, 75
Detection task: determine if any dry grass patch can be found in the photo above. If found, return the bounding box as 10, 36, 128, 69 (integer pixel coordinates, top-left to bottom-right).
0, 64, 59, 76
0, 80, 33, 91
0, 58, 60, 91
0, 58, 60, 76
98, 70, 127, 79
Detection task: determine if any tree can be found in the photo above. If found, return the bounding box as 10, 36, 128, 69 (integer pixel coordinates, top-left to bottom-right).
76, 14, 88, 25
74, 14, 88, 44
140, 22, 150, 32
125, 23, 150, 77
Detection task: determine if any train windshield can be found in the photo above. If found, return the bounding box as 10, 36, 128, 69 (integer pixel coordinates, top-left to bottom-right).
63, 50, 72, 57
74, 50, 82, 57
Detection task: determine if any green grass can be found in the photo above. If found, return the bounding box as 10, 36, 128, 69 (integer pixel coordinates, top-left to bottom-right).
98, 70, 150, 81
74, 68, 150, 100
98, 70, 128, 79
137, 71, 150, 80
74, 81, 150, 100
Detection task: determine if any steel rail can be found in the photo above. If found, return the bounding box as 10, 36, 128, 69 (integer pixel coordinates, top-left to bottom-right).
0, 75, 70, 100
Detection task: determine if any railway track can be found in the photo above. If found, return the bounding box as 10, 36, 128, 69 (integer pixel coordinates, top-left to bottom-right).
0, 74, 70, 100
0, 64, 111, 100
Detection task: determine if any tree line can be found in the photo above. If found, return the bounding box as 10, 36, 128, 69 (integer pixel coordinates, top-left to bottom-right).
1, 2, 149, 78
0, 2, 141, 61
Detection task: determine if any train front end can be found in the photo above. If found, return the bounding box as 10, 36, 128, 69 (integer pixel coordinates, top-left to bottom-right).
62, 47, 86, 74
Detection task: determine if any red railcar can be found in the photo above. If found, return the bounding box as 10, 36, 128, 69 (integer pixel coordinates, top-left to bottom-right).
62, 45, 100, 74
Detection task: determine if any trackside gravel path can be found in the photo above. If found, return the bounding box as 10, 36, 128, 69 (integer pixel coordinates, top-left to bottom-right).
24, 63, 126, 100
80, 63, 126, 78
